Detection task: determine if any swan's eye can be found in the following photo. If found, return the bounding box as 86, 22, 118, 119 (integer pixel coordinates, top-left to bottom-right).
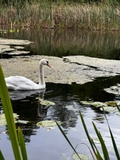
46, 60, 51, 67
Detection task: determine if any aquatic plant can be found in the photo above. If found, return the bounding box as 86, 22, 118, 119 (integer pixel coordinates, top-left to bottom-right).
56, 109, 120, 159
0, 65, 28, 160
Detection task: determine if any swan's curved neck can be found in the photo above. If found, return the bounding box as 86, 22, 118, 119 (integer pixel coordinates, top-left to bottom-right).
39, 63, 45, 87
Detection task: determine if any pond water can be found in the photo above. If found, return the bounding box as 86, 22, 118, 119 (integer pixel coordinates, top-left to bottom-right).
0, 29, 120, 59
0, 29, 120, 160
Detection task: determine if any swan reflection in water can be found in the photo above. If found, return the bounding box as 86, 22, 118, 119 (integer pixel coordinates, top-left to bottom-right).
9, 88, 49, 121
6, 88, 50, 142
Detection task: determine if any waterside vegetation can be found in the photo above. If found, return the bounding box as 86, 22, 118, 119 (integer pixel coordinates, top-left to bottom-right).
0, 0, 120, 31
0, 65, 28, 160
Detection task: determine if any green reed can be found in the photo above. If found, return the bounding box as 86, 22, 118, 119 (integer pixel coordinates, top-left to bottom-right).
57, 111, 120, 159
0, 65, 28, 160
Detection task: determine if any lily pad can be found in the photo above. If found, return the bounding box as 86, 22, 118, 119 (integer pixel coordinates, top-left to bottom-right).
15, 120, 29, 124
80, 100, 120, 115
81, 101, 107, 108
37, 120, 60, 130
0, 113, 19, 126
38, 98, 55, 106
105, 101, 117, 107
0, 113, 29, 126
100, 107, 118, 113
0, 114, 7, 126
92, 137, 100, 144
80, 101, 92, 105
91, 102, 107, 108
72, 153, 89, 160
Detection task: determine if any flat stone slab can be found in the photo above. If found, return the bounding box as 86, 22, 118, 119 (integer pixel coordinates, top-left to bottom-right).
0, 38, 31, 45
63, 55, 120, 75
104, 84, 120, 95
1, 55, 120, 85
0, 45, 15, 54
0, 38, 31, 56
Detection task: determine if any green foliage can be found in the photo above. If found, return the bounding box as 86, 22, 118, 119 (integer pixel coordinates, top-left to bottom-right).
0, 151, 5, 160
18, 127, 28, 160
80, 111, 120, 160
92, 122, 109, 159
0, 65, 28, 160
57, 109, 120, 159
79, 113, 103, 160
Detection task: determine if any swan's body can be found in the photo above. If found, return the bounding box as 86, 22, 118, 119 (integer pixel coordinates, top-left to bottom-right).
5, 59, 51, 90
5, 76, 42, 90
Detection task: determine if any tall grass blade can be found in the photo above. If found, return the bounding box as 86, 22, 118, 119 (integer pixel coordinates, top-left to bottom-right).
0, 65, 22, 160
0, 150, 5, 160
103, 108, 120, 159
103, 106, 120, 160
79, 112, 103, 160
56, 121, 82, 160
92, 122, 109, 160
18, 127, 28, 160
116, 104, 120, 112
108, 127, 120, 159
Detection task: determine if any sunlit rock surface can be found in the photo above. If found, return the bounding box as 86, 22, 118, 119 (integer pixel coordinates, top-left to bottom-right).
0, 38, 31, 45
1, 55, 120, 85
0, 38, 31, 56
104, 84, 120, 95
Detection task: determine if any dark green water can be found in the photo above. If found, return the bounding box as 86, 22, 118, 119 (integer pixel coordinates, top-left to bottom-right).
0, 29, 120, 59
0, 29, 120, 160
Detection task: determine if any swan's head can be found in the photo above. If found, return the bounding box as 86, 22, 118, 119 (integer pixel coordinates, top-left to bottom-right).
40, 59, 51, 68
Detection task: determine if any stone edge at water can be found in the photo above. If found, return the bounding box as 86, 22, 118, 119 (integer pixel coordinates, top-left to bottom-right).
1, 55, 120, 85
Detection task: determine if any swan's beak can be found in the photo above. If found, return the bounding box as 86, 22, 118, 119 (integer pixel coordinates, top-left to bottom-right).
47, 63, 51, 68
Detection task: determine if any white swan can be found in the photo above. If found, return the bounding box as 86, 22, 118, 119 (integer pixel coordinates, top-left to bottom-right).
5, 59, 51, 90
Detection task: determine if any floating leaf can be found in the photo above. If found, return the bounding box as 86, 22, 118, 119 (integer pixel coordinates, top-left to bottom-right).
81, 101, 107, 108
100, 107, 118, 113
13, 113, 19, 119
105, 101, 117, 107
16, 120, 29, 124
37, 120, 60, 130
38, 98, 55, 106
81, 101, 92, 105
0, 113, 29, 126
91, 102, 107, 108
0, 114, 7, 126
81, 101, 119, 112
92, 137, 100, 144
72, 153, 89, 160
0, 113, 19, 126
